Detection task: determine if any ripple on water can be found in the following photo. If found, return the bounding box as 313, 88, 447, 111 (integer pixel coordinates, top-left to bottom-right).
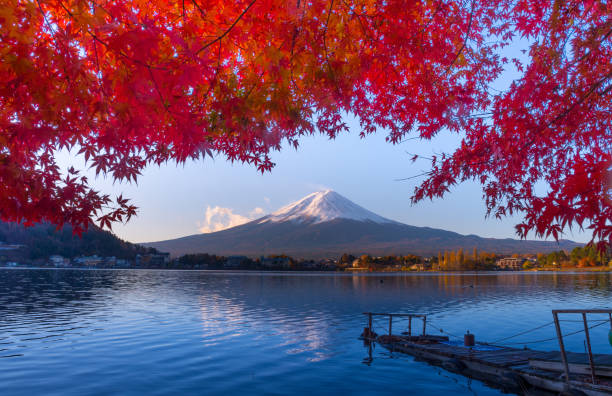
0, 269, 611, 395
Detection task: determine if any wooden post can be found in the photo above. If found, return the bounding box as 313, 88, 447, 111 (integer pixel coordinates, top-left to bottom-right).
408, 316, 412, 337
368, 313, 373, 335
582, 313, 596, 384
553, 312, 570, 382
422, 316, 427, 336
389, 314, 393, 335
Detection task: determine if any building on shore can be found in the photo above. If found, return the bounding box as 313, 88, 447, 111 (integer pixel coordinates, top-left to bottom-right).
49, 255, 70, 267
74, 255, 103, 267
225, 256, 251, 269
115, 259, 130, 268
496, 257, 522, 270
409, 263, 425, 271
260, 256, 291, 269
136, 253, 170, 267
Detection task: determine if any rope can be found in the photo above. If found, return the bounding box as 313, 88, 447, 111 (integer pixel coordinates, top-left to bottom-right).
494, 320, 610, 346
426, 321, 463, 340
370, 317, 392, 336
560, 319, 610, 323
490, 321, 554, 344
366, 314, 611, 348
425, 317, 609, 346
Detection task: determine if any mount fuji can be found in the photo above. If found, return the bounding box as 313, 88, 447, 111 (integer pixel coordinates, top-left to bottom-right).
143, 190, 581, 258
258, 190, 394, 225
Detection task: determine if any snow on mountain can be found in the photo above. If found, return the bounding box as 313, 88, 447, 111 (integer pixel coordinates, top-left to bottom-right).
259, 190, 395, 224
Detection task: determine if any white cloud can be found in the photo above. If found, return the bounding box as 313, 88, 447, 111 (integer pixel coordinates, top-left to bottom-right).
198, 206, 267, 233
250, 207, 265, 217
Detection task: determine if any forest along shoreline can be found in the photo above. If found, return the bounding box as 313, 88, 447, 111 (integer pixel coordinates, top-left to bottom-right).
1, 246, 610, 272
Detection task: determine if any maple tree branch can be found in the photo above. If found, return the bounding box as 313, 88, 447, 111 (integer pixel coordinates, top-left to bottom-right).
35, 0, 57, 36
195, 0, 257, 55
322, 0, 344, 100
400, 69, 612, 199
443, 0, 475, 77
289, 0, 303, 90
203, 42, 223, 101
422, 0, 444, 33
398, 136, 422, 143
87, 31, 168, 70
339, 0, 380, 19
147, 67, 171, 114
339, 0, 382, 81
406, 151, 434, 161
190, 0, 207, 20
55, 1, 168, 71
406, 71, 612, 194
574, 23, 612, 64
394, 171, 433, 182
91, 32, 109, 101
323, 0, 335, 44
322, 0, 335, 65
544, 69, 612, 132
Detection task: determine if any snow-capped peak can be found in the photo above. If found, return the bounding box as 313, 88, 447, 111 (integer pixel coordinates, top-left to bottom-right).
259, 190, 394, 224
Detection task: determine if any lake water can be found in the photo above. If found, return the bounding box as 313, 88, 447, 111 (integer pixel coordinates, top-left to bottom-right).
1, 269, 611, 395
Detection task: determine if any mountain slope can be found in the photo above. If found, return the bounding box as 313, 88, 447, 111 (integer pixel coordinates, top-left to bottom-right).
143, 191, 582, 258
0, 222, 157, 260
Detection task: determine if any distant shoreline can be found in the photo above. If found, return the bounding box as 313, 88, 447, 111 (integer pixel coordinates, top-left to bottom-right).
1, 266, 610, 274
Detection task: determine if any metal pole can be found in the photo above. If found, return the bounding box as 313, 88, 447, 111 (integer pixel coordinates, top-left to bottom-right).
408, 316, 412, 337
582, 313, 596, 384
553, 312, 570, 382
389, 315, 393, 335
422, 316, 427, 336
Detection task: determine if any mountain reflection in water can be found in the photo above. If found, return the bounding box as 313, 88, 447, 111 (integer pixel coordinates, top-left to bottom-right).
1, 269, 611, 395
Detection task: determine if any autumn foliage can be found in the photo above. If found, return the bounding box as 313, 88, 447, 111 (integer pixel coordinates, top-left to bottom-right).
0, 0, 610, 244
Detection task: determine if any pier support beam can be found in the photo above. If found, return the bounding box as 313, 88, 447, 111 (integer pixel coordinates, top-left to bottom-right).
408, 317, 412, 337
552, 309, 612, 384
553, 312, 570, 382
582, 313, 596, 384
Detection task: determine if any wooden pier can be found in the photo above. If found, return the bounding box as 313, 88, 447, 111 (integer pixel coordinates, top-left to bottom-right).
362, 310, 612, 395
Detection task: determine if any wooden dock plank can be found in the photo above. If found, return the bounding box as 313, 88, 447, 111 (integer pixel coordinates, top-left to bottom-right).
406, 343, 534, 367
529, 351, 612, 367
397, 340, 612, 372
377, 336, 612, 395
365, 310, 612, 395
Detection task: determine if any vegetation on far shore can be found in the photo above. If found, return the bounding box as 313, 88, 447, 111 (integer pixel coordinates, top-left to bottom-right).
162, 246, 611, 272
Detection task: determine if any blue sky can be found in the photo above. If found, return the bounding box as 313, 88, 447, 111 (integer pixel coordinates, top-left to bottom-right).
58, 122, 591, 244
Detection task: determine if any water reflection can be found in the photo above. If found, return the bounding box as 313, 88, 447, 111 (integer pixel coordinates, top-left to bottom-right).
0, 269, 611, 396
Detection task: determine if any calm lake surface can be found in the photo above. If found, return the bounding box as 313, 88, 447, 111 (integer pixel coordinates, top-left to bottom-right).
1, 269, 611, 395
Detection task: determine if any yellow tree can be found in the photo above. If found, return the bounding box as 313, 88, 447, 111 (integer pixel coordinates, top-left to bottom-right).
457, 248, 464, 269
